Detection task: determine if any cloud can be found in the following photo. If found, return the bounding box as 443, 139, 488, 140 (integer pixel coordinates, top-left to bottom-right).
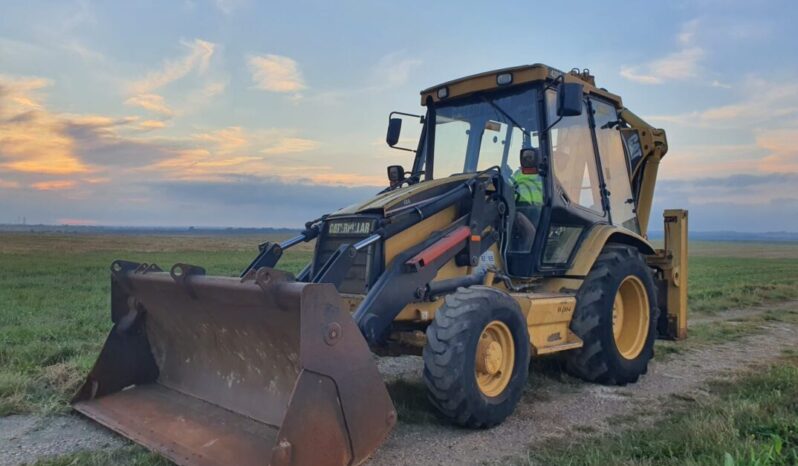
647, 77, 798, 130
620, 20, 704, 84
150, 128, 323, 181
125, 39, 221, 118
621, 48, 704, 85
657, 143, 763, 179
649, 78, 798, 175
247, 54, 305, 93
0, 178, 20, 189
31, 180, 78, 191
0, 75, 91, 175
138, 120, 167, 131
198, 80, 227, 98
60, 40, 105, 61
370, 52, 422, 89
124, 93, 174, 116
152, 175, 380, 225
193, 127, 248, 153
654, 172, 798, 206
757, 128, 798, 173
214, 0, 243, 14
261, 137, 318, 155
650, 173, 798, 232
129, 39, 216, 94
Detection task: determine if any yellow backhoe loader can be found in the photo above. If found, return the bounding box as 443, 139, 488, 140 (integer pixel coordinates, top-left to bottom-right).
73, 64, 688, 466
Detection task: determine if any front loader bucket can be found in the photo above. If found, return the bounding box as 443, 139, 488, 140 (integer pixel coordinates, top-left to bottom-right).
72, 262, 395, 466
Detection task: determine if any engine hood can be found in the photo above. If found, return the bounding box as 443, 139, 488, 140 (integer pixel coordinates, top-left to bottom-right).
332, 174, 473, 217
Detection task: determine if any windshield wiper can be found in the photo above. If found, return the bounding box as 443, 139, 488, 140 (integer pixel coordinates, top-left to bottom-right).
481, 95, 526, 133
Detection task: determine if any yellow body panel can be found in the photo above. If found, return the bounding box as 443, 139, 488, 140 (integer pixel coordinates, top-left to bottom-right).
384, 206, 457, 264
512, 293, 583, 355
565, 224, 655, 277
335, 174, 473, 216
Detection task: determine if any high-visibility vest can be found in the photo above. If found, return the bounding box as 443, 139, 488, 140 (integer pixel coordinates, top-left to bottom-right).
512, 170, 543, 205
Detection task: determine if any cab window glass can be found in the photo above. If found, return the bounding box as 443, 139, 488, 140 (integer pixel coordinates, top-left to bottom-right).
432, 117, 469, 177
591, 99, 638, 232
546, 91, 603, 214
432, 87, 540, 180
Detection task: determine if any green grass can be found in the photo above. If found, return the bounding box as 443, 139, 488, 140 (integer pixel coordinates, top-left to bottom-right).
522, 357, 798, 466
688, 256, 798, 314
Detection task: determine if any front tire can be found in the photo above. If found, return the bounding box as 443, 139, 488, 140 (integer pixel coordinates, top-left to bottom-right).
565, 245, 659, 385
423, 286, 530, 428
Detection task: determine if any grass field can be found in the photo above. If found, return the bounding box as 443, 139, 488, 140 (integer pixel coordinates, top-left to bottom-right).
1, 233, 798, 465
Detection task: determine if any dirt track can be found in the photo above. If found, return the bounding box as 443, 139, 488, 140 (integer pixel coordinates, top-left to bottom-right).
1, 301, 796, 466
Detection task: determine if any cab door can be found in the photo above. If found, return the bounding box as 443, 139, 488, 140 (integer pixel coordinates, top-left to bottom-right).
589, 98, 639, 233
505, 90, 609, 277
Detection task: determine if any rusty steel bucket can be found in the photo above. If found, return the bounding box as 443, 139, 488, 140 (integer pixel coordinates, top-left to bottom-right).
72, 261, 395, 466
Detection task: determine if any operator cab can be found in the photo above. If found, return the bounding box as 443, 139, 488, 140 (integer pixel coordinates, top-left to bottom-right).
386, 64, 640, 279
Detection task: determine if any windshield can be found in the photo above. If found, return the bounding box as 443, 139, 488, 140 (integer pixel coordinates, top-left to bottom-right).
425, 86, 540, 180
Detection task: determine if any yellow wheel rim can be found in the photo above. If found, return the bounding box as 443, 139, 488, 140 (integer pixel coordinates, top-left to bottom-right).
475, 320, 515, 397
612, 276, 650, 360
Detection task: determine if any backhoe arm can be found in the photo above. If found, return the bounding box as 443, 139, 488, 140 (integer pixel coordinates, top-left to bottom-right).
618, 107, 668, 237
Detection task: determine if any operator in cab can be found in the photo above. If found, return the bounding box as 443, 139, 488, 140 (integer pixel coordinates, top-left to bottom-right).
512, 148, 544, 207
509, 148, 544, 253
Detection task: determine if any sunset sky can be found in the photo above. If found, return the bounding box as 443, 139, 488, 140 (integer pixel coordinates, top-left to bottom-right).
1, 0, 796, 231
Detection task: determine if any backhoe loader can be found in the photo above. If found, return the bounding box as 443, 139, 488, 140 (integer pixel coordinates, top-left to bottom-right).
73, 64, 688, 466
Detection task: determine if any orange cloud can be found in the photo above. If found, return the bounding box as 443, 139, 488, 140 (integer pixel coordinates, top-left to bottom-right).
125, 93, 174, 116
0, 76, 91, 175
620, 21, 703, 85
757, 128, 798, 173
31, 180, 78, 190
0, 178, 20, 189
138, 120, 167, 130
129, 39, 216, 94
193, 127, 248, 153
247, 54, 305, 93
658, 144, 762, 179
261, 137, 318, 155
303, 172, 385, 186
154, 148, 256, 169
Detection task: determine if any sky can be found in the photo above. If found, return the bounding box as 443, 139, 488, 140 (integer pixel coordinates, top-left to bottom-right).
0, 0, 797, 232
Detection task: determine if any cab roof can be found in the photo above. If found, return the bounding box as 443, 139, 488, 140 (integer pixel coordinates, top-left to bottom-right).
420, 63, 622, 107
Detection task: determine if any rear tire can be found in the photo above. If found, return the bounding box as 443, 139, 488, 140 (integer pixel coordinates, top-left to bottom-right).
423, 286, 530, 428
565, 245, 659, 385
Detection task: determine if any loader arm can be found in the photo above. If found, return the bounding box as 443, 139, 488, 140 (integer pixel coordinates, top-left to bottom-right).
352, 174, 506, 344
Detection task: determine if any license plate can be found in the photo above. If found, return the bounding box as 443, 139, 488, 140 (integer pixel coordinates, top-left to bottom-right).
327, 220, 372, 236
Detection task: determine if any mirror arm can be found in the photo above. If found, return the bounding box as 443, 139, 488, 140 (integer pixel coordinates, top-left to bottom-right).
387, 111, 423, 152
541, 115, 564, 134
542, 74, 565, 93
390, 110, 424, 122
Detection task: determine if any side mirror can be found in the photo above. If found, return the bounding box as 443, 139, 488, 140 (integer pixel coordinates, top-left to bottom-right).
387, 165, 405, 188
519, 148, 543, 173
386, 118, 402, 147
557, 82, 584, 117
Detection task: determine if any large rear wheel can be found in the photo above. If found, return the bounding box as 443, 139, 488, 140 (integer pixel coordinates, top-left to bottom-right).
423, 286, 530, 428
565, 245, 659, 385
